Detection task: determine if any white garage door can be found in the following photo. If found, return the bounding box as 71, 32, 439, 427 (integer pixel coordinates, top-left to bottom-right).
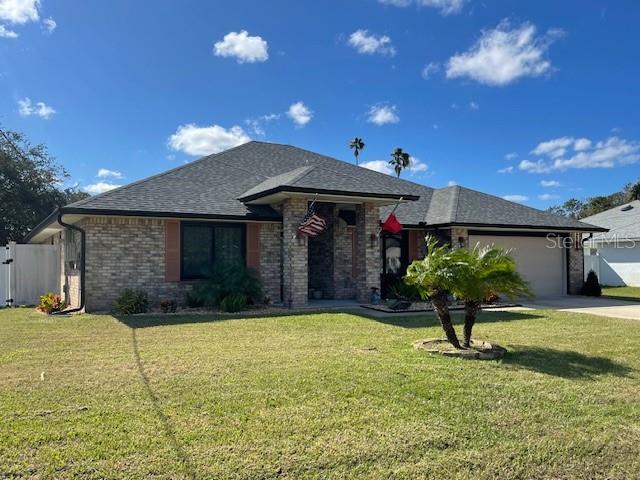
468, 235, 565, 297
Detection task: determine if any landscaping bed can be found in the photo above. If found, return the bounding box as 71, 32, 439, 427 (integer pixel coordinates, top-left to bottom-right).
361, 300, 520, 313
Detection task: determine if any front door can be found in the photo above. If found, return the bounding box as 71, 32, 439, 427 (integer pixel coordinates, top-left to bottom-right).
380, 231, 408, 298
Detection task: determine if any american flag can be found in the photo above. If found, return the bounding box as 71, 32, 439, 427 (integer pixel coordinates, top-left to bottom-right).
298, 203, 327, 237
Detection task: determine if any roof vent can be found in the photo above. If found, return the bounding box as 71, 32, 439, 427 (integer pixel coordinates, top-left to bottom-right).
621, 205, 634, 212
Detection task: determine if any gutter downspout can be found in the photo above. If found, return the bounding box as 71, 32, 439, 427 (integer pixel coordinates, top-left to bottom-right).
54, 211, 86, 314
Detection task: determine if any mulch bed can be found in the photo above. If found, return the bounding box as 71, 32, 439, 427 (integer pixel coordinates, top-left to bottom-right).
360, 300, 520, 313
414, 338, 507, 360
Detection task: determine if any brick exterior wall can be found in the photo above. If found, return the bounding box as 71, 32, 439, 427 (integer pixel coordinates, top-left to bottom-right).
259, 222, 282, 304
282, 198, 309, 308
355, 203, 381, 302
45, 216, 284, 312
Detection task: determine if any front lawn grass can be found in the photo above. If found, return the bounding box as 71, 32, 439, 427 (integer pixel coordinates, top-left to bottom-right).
1, 307, 639, 479
602, 285, 640, 300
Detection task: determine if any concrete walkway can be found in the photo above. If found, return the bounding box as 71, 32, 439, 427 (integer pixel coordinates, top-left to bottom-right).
520, 295, 640, 321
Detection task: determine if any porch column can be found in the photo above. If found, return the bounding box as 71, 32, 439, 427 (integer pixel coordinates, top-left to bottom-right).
355, 202, 381, 303
567, 232, 585, 294
282, 197, 309, 308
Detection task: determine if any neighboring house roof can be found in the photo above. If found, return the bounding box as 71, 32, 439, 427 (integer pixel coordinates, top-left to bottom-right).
581, 200, 640, 242
26, 141, 603, 242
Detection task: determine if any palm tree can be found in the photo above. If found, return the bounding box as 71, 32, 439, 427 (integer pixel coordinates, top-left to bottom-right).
405, 236, 464, 348
389, 148, 410, 178
448, 244, 532, 347
627, 180, 640, 201
349, 137, 365, 165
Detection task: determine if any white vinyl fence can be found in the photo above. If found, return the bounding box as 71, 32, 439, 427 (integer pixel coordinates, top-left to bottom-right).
3, 242, 60, 307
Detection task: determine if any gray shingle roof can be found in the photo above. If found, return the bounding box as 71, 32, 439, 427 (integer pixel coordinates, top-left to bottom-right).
64, 141, 602, 231
581, 200, 640, 241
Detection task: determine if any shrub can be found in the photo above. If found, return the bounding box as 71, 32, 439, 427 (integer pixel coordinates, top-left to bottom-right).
115, 289, 149, 314
37, 293, 66, 314
581, 270, 602, 297
160, 299, 177, 313
220, 293, 248, 313
387, 280, 421, 301
191, 263, 263, 308
185, 291, 204, 308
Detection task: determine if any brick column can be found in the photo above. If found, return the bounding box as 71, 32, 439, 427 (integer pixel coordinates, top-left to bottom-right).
450, 227, 469, 249
355, 203, 381, 303
567, 233, 584, 295
282, 197, 309, 308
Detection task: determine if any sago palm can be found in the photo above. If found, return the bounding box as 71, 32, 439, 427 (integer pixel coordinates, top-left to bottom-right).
405, 236, 465, 348
448, 244, 532, 347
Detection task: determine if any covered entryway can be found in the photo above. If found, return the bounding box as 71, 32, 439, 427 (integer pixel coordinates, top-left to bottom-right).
468, 234, 566, 297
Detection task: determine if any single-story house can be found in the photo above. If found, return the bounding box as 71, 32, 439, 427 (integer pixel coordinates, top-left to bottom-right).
582, 200, 640, 286
26, 141, 605, 311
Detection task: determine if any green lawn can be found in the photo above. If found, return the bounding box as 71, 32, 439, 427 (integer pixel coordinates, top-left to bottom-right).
602, 285, 640, 300
1, 308, 639, 479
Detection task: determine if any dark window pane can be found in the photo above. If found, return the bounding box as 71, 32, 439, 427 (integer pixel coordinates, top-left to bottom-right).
182, 225, 212, 278
214, 226, 243, 266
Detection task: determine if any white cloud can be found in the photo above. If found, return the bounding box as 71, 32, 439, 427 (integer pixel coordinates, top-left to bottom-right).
574, 137, 592, 151
540, 179, 560, 187
447, 180, 457, 186
0, 24, 17, 37
168, 123, 251, 156
287, 101, 312, 126
521, 135, 640, 173
446, 20, 562, 86
97, 168, 123, 179
17, 97, 55, 119
379, 0, 466, 15
361, 156, 427, 176
538, 193, 559, 201
361, 160, 392, 175
84, 182, 121, 195
497, 166, 514, 174
469, 101, 479, 110
213, 30, 268, 63
367, 104, 399, 125
245, 112, 281, 136
408, 157, 429, 173
0, 0, 40, 24
531, 136, 574, 158
348, 29, 396, 56
421, 62, 440, 79
503, 194, 528, 202
42, 17, 55, 33
518, 159, 552, 173
504, 152, 517, 160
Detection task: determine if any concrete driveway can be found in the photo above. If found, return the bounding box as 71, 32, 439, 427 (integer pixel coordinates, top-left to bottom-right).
522, 295, 640, 320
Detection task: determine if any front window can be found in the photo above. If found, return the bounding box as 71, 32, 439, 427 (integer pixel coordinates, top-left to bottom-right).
181, 223, 245, 279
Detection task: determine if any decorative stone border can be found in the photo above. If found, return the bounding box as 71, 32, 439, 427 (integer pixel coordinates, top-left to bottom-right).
413, 338, 507, 360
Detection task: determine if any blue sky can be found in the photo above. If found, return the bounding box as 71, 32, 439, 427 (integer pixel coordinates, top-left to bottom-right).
1, 0, 639, 208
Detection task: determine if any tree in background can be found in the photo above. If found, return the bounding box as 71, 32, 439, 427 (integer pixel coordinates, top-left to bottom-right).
0, 127, 89, 244
627, 181, 640, 202
548, 178, 640, 218
349, 137, 365, 165
389, 147, 411, 178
